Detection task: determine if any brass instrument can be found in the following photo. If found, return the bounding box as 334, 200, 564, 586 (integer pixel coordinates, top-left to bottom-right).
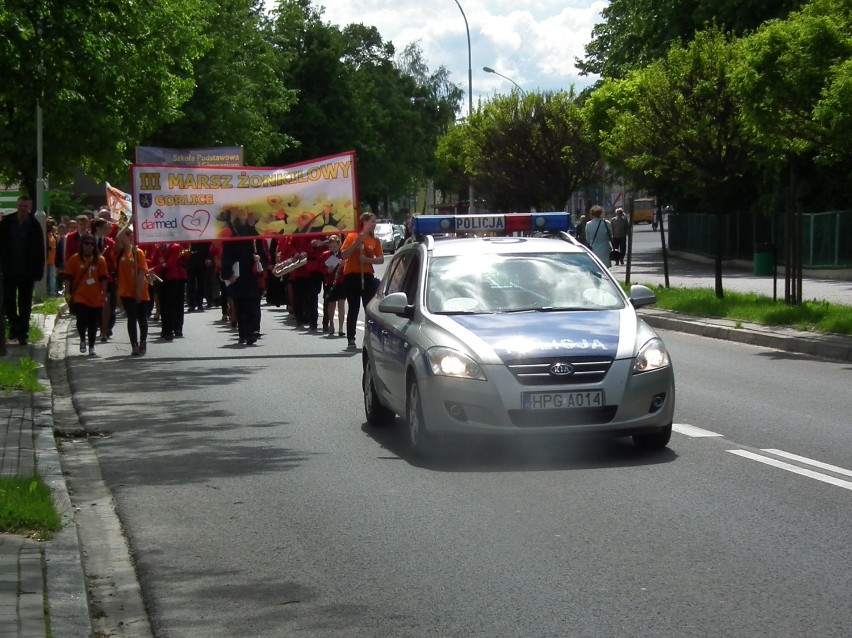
272, 256, 307, 278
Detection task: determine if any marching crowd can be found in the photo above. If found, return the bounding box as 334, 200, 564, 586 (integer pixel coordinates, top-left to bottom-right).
1, 195, 385, 357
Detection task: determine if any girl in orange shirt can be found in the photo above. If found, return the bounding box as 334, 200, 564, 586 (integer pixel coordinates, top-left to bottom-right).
64, 233, 109, 356
115, 227, 151, 356
339, 212, 384, 347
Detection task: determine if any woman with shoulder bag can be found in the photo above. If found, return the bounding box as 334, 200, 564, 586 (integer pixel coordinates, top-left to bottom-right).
584, 205, 614, 268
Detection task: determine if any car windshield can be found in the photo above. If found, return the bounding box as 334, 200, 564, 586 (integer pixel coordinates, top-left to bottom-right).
375, 224, 395, 237
426, 252, 625, 314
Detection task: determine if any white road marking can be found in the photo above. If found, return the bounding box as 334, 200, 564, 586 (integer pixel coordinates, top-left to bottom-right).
761, 449, 852, 479
673, 423, 723, 438
728, 450, 852, 491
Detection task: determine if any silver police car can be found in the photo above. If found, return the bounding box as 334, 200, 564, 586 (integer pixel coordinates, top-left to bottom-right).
362, 213, 675, 456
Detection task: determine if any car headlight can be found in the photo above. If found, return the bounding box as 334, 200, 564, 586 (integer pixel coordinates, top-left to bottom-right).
426, 347, 486, 380
633, 338, 670, 374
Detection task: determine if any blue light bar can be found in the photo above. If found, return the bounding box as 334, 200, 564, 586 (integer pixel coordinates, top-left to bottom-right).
412, 213, 572, 235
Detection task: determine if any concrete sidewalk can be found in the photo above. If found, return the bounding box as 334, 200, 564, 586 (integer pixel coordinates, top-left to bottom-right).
0, 312, 91, 638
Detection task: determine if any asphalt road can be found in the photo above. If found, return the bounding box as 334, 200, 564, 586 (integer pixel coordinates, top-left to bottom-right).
60, 294, 852, 638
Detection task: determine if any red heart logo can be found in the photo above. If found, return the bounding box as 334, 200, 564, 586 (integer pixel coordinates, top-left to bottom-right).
182, 209, 210, 235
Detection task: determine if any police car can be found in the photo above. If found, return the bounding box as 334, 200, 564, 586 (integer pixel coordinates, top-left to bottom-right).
362, 213, 675, 456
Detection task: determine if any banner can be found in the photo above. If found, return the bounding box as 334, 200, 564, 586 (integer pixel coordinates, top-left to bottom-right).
135, 146, 243, 167
105, 183, 132, 227
131, 152, 358, 244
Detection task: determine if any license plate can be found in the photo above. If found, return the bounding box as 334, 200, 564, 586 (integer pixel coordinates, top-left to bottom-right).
523, 390, 604, 410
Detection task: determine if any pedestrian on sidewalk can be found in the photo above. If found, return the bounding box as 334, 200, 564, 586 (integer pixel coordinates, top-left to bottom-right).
610, 207, 628, 266
584, 205, 613, 268
0, 195, 45, 346
64, 233, 109, 356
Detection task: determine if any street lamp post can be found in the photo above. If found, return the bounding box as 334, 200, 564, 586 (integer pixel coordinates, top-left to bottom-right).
452, 0, 475, 213
34, 100, 47, 298
483, 66, 526, 96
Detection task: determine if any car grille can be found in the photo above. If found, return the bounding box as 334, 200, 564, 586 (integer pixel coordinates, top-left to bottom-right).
504, 356, 614, 386
508, 407, 618, 427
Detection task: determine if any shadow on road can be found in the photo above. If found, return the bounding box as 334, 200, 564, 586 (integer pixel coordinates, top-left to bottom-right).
361, 421, 678, 473
62, 353, 317, 487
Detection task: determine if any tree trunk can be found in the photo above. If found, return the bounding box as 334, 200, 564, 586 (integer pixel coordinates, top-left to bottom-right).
654, 187, 670, 289
714, 210, 724, 299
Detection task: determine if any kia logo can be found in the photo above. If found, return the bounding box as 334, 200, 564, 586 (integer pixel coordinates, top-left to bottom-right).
549, 363, 574, 376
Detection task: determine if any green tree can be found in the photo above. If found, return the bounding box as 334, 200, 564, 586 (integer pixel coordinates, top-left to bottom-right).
267, 1, 461, 216
579, 0, 806, 79
733, 0, 852, 303
450, 91, 600, 211
0, 0, 213, 194
144, 0, 295, 166
734, 0, 852, 166
586, 29, 754, 298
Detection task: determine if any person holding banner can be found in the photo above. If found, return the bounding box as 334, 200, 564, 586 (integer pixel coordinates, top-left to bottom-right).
63, 234, 109, 356
221, 215, 267, 345
340, 212, 383, 348
114, 227, 150, 356
154, 242, 189, 341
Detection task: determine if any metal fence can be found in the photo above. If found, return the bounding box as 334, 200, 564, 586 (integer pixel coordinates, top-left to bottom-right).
668, 210, 852, 268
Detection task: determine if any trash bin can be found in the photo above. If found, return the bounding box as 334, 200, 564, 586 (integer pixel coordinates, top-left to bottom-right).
753, 243, 774, 276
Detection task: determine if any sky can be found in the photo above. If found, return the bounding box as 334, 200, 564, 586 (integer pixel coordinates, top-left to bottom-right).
289, 1, 607, 107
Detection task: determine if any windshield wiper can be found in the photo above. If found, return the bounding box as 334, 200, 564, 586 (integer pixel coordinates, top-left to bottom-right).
536, 306, 589, 312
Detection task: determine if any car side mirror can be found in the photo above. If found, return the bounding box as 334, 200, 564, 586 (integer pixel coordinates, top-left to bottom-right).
629, 284, 657, 308
378, 291, 414, 318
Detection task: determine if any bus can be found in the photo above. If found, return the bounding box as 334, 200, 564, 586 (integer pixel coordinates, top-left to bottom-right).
632, 198, 655, 224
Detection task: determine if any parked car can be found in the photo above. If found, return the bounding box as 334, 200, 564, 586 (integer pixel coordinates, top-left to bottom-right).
375, 222, 403, 254
362, 213, 675, 456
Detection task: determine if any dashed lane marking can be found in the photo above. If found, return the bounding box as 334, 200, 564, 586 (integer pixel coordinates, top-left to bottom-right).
673, 423, 723, 438
761, 449, 852, 479
728, 449, 852, 492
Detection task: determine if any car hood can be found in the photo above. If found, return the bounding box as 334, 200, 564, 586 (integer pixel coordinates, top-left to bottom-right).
449, 311, 621, 360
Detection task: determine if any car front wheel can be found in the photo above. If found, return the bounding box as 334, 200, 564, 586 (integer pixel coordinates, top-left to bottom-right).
363, 363, 395, 426
407, 379, 436, 457
632, 423, 672, 450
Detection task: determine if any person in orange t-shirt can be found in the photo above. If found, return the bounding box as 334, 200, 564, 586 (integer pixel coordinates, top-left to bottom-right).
115, 227, 151, 356
64, 233, 109, 356
339, 212, 384, 347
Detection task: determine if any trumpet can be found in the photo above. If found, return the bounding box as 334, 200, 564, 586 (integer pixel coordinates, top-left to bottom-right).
272, 256, 307, 278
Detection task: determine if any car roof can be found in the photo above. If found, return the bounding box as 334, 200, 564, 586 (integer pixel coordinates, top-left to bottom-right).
426, 235, 586, 258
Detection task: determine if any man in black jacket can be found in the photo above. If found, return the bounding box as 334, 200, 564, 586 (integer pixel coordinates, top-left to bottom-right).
0, 195, 45, 346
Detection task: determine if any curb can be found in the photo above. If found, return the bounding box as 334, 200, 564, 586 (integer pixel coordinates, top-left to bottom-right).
36, 312, 93, 637
640, 309, 852, 363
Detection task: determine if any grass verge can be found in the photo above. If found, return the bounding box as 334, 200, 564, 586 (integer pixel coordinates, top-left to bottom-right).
0, 356, 45, 392
0, 474, 62, 539
645, 286, 852, 335
32, 296, 61, 316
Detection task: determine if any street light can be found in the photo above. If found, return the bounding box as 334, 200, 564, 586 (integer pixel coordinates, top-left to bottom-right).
483, 66, 526, 96
452, 0, 475, 213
